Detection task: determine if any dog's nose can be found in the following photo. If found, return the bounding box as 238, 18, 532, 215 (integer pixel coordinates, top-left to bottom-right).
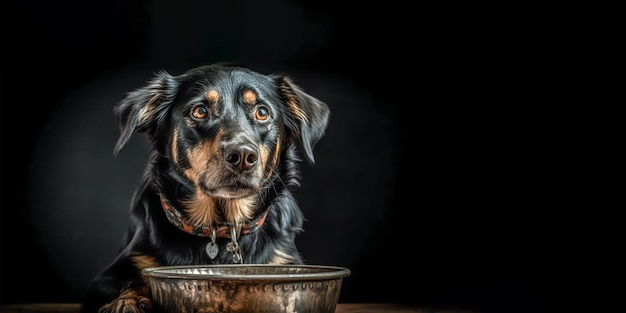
224, 143, 258, 172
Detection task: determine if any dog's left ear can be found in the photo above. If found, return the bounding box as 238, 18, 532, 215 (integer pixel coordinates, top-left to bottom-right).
278, 77, 330, 164
113, 71, 179, 156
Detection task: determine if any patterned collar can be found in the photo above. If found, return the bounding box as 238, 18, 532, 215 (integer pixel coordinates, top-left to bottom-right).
160, 196, 268, 238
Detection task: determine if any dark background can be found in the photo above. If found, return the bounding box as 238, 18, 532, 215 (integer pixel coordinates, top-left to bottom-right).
1, 1, 540, 312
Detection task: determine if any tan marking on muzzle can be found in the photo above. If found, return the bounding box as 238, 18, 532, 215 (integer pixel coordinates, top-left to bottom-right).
184, 136, 220, 185
259, 145, 269, 169
270, 139, 281, 175
258, 144, 276, 179
182, 132, 223, 227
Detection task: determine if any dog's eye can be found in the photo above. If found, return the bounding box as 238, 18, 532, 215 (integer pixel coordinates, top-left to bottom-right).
191, 105, 209, 119
255, 106, 270, 121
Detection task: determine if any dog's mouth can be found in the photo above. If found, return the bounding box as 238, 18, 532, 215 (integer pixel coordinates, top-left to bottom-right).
202, 178, 260, 199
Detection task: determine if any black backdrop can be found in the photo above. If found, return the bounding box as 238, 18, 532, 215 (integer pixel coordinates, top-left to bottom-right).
1, 1, 539, 312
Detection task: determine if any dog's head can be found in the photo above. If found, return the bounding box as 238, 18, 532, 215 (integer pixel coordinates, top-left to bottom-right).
112, 65, 329, 215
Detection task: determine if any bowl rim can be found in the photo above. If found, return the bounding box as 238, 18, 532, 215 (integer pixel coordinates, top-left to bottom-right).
142, 264, 351, 281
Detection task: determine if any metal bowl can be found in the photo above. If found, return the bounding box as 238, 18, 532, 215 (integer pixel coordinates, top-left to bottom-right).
142, 264, 351, 313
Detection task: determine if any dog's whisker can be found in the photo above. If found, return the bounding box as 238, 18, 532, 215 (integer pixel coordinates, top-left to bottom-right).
266, 165, 287, 194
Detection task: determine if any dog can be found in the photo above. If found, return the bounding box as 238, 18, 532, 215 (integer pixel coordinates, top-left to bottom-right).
80, 64, 330, 313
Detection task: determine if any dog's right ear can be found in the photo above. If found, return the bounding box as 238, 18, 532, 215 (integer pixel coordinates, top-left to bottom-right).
113, 71, 179, 156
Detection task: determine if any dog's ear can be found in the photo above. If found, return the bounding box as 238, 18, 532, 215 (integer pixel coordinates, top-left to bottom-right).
113, 71, 179, 156
278, 76, 330, 164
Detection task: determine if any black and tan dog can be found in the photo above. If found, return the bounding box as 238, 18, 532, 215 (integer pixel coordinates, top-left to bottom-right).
80, 64, 330, 313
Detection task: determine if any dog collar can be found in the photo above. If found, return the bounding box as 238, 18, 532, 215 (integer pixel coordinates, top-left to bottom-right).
160, 196, 268, 238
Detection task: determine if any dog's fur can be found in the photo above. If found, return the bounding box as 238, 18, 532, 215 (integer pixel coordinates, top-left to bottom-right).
80, 64, 330, 313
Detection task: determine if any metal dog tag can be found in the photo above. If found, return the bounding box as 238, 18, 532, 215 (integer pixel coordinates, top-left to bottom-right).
206, 229, 218, 259
227, 226, 243, 264
206, 242, 218, 259
226, 241, 242, 264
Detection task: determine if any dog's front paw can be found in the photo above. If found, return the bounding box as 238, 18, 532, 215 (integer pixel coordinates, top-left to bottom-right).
98, 296, 152, 313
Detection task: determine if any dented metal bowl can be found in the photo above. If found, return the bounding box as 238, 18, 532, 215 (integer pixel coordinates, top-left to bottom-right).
142, 264, 351, 313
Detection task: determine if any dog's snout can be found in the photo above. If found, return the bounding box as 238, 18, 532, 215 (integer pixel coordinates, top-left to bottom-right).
224, 143, 258, 172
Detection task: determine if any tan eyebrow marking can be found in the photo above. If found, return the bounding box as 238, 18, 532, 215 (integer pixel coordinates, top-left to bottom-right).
243, 90, 257, 105
205, 90, 220, 103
